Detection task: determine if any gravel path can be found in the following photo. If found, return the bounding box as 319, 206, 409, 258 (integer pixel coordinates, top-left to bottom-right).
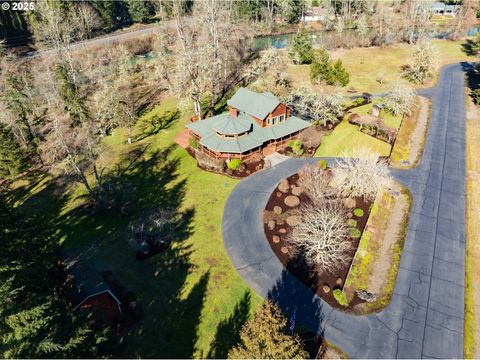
222, 63, 467, 358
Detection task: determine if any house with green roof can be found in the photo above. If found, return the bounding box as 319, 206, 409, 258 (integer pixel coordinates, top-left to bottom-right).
187, 87, 311, 159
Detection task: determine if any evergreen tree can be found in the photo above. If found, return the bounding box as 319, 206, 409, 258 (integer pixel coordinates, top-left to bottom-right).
332, 59, 350, 86
89, 0, 132, 29
228, 301, 308, 359
0, 124, 25, 178
279, 0, 305, 24
1, 72, 44, 163
288, 26, 314, 65
0, 198, 112, 358
310, 50, 350, 87
126, 0, 153, 23
55, 62, 89, 126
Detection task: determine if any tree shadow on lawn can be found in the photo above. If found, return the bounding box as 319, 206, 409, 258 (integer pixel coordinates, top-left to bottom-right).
11, 144, 212, 358
206, 291, 251, 358
461, 39, 479, 57
133, 109, 180, 143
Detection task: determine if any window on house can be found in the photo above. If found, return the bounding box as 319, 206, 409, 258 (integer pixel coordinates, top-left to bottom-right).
279, 114, 285, 122
272, 116, 277, 125
267, 118, 271, 125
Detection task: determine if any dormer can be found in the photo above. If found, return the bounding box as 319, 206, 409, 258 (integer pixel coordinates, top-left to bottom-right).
227, 87, 290, 128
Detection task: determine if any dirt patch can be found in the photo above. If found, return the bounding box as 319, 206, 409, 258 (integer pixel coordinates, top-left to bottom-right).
368, 185, 409, 295
263, 172, 371, 310
391, 96, 431, 168
343, 181, 411, 314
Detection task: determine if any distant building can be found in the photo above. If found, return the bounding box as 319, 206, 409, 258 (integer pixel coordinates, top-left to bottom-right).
187, 88, 310, 159
429, 2, 460, 16
60, 250, 122, 324
302, 7, 329, 23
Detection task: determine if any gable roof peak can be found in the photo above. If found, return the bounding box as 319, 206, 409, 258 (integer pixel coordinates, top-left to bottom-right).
227, 87, 280, 120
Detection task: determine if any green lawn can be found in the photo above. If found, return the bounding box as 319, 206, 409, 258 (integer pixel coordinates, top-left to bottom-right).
314, 119, 392, 157
8, 99, 261, 358
349, 102, 402, 129
286, 39, 475, 95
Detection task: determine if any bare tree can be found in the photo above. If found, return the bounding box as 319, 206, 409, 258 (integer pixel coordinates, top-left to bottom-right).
331, 147, 392, 200
74, 3, 104, 40
284, 87, 344, 126
383, 83, 417, 116
44, 114, 104, 203
287, 201, 351, 275
403, 41, 438, 84
297, 164, 337, 203
449, 0, 478, 40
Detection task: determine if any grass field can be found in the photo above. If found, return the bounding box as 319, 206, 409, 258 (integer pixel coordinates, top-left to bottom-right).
8, 99, 262, 358
314, 119, 392, 157
286, 39, 475, 95
465, 94, 480, 359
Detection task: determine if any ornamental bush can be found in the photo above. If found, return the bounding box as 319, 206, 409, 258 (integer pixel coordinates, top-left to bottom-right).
353, 208, 364, 217
188, 137, 199, 150
347, 219, 357, 227
318, 159, 327, 170
227, 158, 242, 171
333, 289, 348, 306
288, 139, 304, 156
349, 227, 362, 238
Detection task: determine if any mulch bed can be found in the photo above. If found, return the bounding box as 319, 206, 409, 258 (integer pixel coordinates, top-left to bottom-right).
186, 147, 265, 178
263, 172, 372, 310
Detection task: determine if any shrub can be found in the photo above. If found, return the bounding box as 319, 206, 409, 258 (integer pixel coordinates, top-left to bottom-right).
333, 289, 348, 306
318, 159, 327, 170
353, 208, 364, 217
188, 137, 199, 150
472, 89, 480, 105
227, 158, 242, 171
347, 219, 357, 227
288, 139, 304, 156
349, 227, 362, 238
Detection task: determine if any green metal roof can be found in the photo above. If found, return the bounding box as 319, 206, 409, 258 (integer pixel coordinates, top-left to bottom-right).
212, 114, 252, 135
187, 113, 311, 154
227, 87, 280, 120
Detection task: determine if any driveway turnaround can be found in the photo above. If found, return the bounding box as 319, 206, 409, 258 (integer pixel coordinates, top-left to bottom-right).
222, 63, 467, 358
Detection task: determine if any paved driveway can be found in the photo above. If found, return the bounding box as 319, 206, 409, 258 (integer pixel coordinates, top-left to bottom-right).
222, 63, 467, 358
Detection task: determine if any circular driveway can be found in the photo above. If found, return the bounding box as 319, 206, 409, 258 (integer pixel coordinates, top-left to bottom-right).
222, 63, 468, 358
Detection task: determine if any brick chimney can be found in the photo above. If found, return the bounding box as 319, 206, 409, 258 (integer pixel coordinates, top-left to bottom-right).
229, 107, 238, 118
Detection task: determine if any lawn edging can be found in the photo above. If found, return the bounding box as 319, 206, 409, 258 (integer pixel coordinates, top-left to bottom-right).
342, 181, 412, 314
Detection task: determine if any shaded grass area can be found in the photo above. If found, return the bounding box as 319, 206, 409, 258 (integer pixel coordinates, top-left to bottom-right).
390, 97, 431, 168
286, 39, 475, 95
7, 98, 261, 358
465, 91, 480, 359
314, 119, 391, 157
343, 184, 411, 314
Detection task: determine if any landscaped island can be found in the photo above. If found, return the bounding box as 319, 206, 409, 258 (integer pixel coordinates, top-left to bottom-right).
263, 151, 411, 312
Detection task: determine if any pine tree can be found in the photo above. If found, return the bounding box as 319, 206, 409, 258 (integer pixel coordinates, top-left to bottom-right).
0, 198, 112, 358
288, 26, 314, 65
228, 301, 308, 359
0, 124, 25, 178
126, 0, 153, 23
332, 60, 350, 87
55, 62, 89, 126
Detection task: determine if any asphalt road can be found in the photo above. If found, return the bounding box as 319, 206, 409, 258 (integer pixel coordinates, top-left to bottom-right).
222, 63, 467, 358
21, 24, 161, 59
